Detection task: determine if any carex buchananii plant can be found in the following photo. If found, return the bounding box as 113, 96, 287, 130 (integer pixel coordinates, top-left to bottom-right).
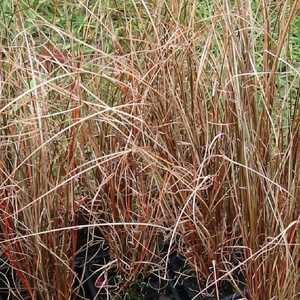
0, 0, 299, 299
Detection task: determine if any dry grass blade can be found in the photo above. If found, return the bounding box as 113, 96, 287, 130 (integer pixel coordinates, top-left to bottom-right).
0, 1, 299, 299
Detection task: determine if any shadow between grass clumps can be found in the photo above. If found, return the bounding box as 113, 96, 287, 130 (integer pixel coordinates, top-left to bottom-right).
136, 252, 245, 300
0, 257, 31, 300
0, 229, 246, 300
73, 226, 246, 300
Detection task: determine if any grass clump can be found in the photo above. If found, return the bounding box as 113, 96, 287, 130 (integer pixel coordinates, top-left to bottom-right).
0, 0, 299, 299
